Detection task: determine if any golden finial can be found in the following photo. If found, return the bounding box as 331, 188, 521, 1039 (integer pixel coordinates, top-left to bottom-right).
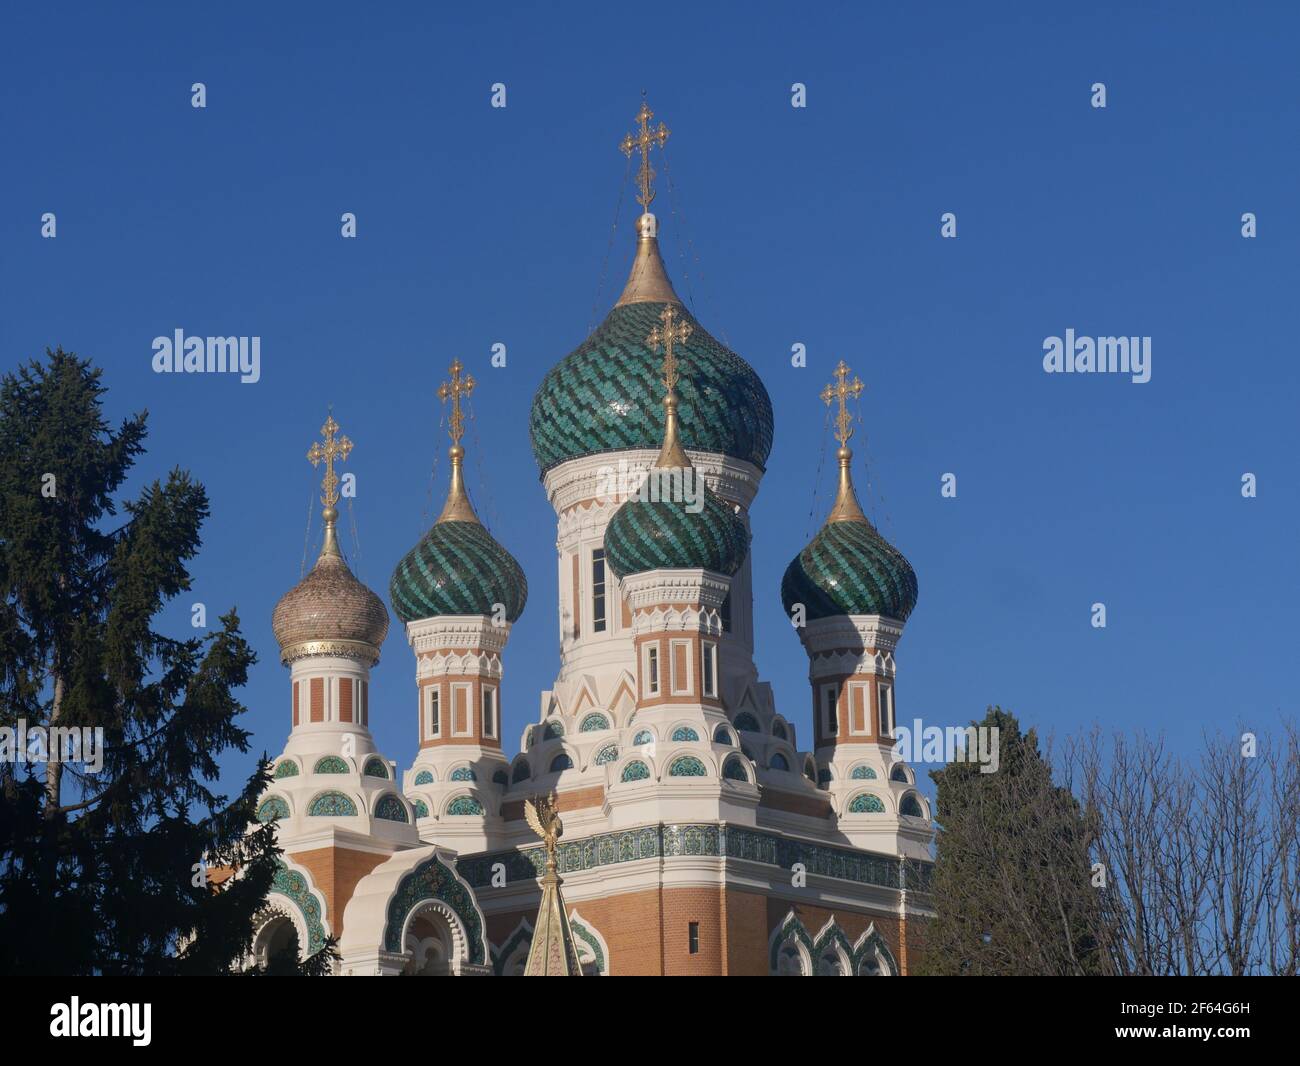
435, 359, 480, 524
307, 414, 353, 558
646, 305, 693, 468
820, 360, 869, 524
619, 95, 670, 215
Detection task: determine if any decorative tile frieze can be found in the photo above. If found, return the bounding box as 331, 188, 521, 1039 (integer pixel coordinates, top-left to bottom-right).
457, 823, 930, 893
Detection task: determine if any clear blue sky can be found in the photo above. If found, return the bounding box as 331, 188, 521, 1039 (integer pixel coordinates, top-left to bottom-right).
3, 2, 1297, 804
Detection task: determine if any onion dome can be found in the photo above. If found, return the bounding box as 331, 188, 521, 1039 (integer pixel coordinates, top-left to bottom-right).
273, 416, 389, 665
389, 360, 528, 625
603, 302, 750, 581
529, 213, 774, 476
780, 363, 918, 623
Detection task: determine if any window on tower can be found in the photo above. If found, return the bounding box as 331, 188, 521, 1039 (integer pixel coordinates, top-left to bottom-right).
428, 687, 441, 739
645, 644, 660, 697
877, 683, 894, 738
688, 922, 700, 955
702, 641, 718, 698
822, 683, 839, 738
482, 686, 497, 739
592, 549, 607, 633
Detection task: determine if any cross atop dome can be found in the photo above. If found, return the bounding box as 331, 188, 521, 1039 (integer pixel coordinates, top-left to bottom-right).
619, 94, 670, 214
820, 360, 864, 449
645, 304, 694, 469
819, 360, 869, 524
307, 413, 353, 558
435, 359, 479, 525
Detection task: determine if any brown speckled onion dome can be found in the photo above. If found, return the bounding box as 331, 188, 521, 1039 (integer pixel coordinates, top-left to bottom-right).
272, 515, 389, 665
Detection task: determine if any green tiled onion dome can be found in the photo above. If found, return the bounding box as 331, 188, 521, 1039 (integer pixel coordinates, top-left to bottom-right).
390, 437, 528, 625
780, 519, 918, 623
605, 484, 750, 580
780, 442, 918, 622
390, 520, 528, 625
528, 216, 774, 475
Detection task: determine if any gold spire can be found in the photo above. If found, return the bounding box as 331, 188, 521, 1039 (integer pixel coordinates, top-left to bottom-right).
646, 304, 693, 468
619, 94, 669, 214
435, 359, 480, 524
819, 360, 869, 524
306, 414, 353, 558
523, 794, 582, 976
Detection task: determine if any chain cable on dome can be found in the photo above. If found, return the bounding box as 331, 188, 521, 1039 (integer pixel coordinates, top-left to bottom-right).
588, 152, 633, 336
660, 143, 730, 349
421, 410, 445, 533
300, 480, 315, 579
806, 405, 832, 541
466, 398, 503, 533
346, 495, 362, 577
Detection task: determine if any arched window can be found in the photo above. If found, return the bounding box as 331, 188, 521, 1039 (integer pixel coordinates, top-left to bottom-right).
363, 757, 389, 779
851, 765, 878, 780
450, 766, 477, 782
770, 753, 790, 772
374, 794, 409, 822
594, 744, 619, 766
620, 760, 650, 783
256, 796, 289, 822
549, 753, 574, 773
579, 713, 611, 733
668, 756, 707, 777
307, 791, 357, 816
446, 796, 484, 816
848, 792, 886, 814
713, 725, 734, 746
413, 769, 435, 786
734, 712, 761, 733
817, 949, 846, 976
671, 726, 699, 742
900, 793, 925, 818
890, 763, 909, 783
772, 721, 788, 741
492, 770, 509, 786
411, 798, 429, 818
542, 720, 565, 740
273, 760, 299, 779
313, 756, 349, 775
722, 756, 749, 782
511, 760, 531, 783
632, 729, 654, 746
817, 768, 833, 789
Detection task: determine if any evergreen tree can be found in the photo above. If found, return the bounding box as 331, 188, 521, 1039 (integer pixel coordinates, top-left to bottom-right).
919, 706, 1104, 975
0, 348, 331, 974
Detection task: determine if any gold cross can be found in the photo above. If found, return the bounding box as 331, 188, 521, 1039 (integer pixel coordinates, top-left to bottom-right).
437, 359, 475, 446
306, 414, 352, 509
820, 360, 865, 447
646, 304, 693, 395
619, 96, 670, 213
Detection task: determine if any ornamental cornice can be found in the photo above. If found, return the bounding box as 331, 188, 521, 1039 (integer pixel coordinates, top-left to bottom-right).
407, 616, 512, 656
543, 449, 764, 516
800, 615, 903, 658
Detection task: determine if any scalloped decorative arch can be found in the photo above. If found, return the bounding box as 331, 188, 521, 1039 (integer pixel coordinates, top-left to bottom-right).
382, 852, 487, 964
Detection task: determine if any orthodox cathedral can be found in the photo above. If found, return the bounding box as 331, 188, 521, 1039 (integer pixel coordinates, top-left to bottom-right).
246, 101, 934, 976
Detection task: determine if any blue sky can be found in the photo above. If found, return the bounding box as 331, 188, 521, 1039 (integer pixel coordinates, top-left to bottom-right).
3, 1, 1297, 803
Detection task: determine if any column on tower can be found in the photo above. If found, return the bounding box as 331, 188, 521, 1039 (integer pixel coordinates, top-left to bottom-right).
389, 360, 527, 853
262, 414, 420, 850
780, 361, 930, 859
598, 305, 760, 823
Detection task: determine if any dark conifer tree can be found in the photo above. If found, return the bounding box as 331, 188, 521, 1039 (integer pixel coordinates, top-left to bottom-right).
0, 348, 334, 974
920, 706, 1104, 975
